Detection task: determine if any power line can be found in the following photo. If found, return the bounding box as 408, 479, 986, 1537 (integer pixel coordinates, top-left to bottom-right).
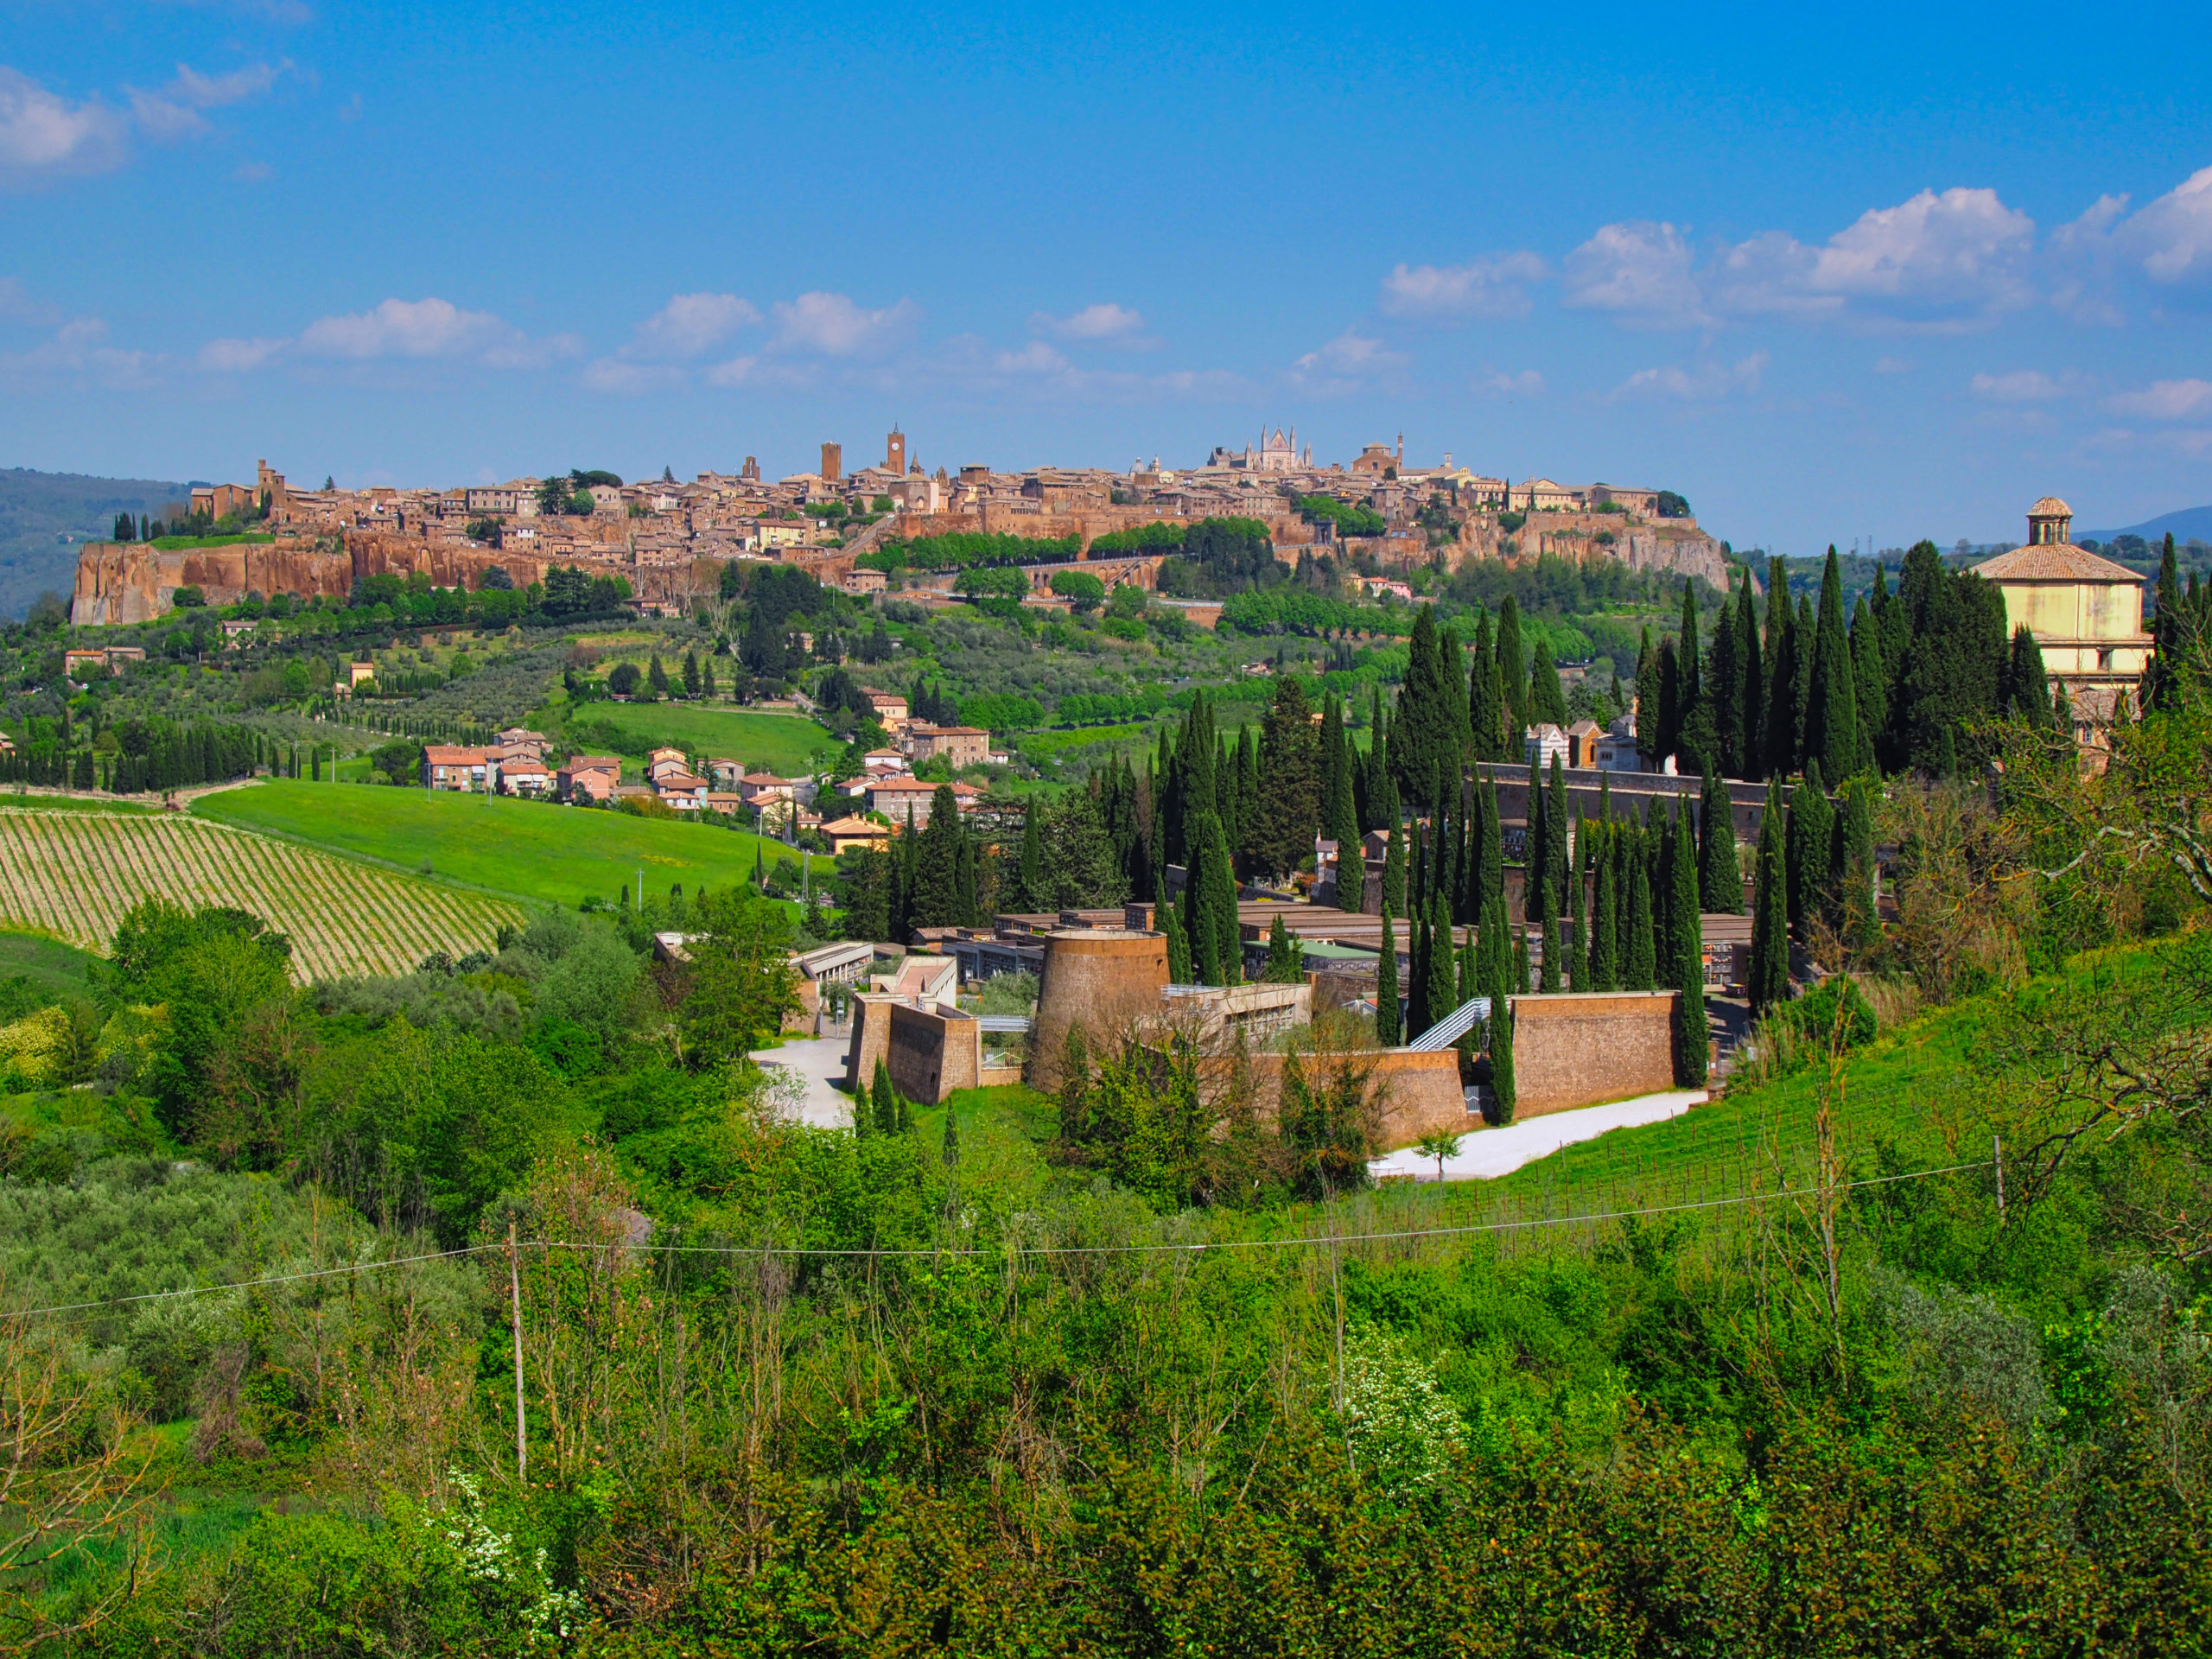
8, 1159, 1993, 1322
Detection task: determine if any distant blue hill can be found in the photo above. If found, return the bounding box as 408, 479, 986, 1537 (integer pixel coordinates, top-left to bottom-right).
2077, 505, 2212, 546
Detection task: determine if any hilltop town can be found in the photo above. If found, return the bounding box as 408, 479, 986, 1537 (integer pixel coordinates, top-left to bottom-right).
68, 429, 1729, 626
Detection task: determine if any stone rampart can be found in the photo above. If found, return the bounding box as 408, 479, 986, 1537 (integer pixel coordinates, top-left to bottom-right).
1031, 930, 1170, 1090
887, 1001, 982, 1104
1508, 991, 1681, 1117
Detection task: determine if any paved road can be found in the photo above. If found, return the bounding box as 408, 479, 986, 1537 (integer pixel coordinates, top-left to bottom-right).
748, 1033, 858, 1129
1367, 1090, 1707, 1183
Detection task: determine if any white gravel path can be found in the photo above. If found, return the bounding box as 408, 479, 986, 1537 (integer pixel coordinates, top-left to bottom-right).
1367, 1090, 1708, 1183
747, 1034, 860, 1129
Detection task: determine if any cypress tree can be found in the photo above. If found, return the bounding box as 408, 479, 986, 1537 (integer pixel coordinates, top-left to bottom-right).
1674, 579, 1713, 772
873, 1059, 900, 1135
1487, 988, 1516, 1125
1395, 606, 1446, 807
1539, 872, 1562, 993
1319, 695, 1347, 845
2147, 531, 2182, 713
2005, 625, 2054, 730
1236, 724, 1261, 866
1806, 547, 1859, 783
1496, 596, 1528, 740
1789, 594, 1817, 776
1670, 794, 1709, 1086
1448, 782, 1469, 925
1410, 818, 1428, 922
1567, 809, 1588, 988
1837, 774, 1878, 959
1626, 826, 1657, 990
1764, 558, 1796, 778
1736, 568, 1764, 780
1849, 596, 1887, 773
1547, 754, 1570, 908
1160, 876, 1193, 982
1480, 772, 1504, 919
1438, 624, 1472, 769
1178, 833, 1213, 984
1379, 785, 1407, 919
1522, 754, 1545, 922
1468, 613, 1506, 761
1748, 776, 1789, 1017
1527, 636, 1568, 727
1707, 582, 1743, 782
1698, 766, 1741, 914
1785, 761, 1834, 932
852, 1073, 873, 1137
1376, 907, 1400, 1045
1589, 819, 1617, 990
1217, 731, 1243, 874
1514, 926, 1531, 995
1014, 799, 1045, 912
1633, 627, 1661, 763
942, 1101, 959, 1169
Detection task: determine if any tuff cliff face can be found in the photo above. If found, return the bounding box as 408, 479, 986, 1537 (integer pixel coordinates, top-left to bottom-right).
70, 531, 743, 626
1449, 513, 1731, 589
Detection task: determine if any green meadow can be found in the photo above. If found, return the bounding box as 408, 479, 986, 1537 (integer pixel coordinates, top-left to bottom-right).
0, 929, 99, 1000
561, 702, 832, 777
194, 779, 800, 910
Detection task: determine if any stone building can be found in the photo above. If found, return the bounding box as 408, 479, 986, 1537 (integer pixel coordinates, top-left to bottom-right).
1972, 497, 2152, 726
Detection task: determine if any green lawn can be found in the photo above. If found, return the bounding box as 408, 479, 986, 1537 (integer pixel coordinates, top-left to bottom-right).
564, 703, 831, 775
0, 930, 99, 1000
194, 779, 798, 909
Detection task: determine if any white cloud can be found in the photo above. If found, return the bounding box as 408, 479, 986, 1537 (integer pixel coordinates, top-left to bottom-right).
1612, 351, 1768, 401
702, 354, 810, 390
1030, 302, 1148, 342
197, 335, 285, 372
993, 340, 1069, 374
1968, 369, 2082, 402
2105, 378, 2212, 419
1379, 251, 1546, 321
1563, 221, 1708, 327
1873, 355, 1916, 374
295, 297, 577, 368
128, 60, 288, 143
0, 67, 129, 188
768, 291, 918, 357
2064, 164, 2212, 290
1475, 368, 1544, 396
1294, 331, 1401, 374
629, 291, 761, 359
0, 313, 156, 385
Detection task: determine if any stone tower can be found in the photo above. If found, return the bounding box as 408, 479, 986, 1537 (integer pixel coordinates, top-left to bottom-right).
886, 427, 906, 475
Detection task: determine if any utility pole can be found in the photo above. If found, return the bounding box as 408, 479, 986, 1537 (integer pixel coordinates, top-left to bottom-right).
507, 1217, 527, 1480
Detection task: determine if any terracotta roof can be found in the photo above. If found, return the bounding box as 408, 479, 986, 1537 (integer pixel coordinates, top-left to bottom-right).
424, 746, 486, 764
1973, 543, 2144, 584
2030, 496, 2073, 517
563, 755, 622, 771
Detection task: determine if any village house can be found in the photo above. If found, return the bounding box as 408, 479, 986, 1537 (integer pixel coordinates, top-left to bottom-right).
495, 727, 550, 760
863, 748, 909, 777
705, 758, 746, 789
423, 745, 491, 791
64, 648, 112, 679
819, 813, 892, 854
645, 747, 690, 782
865, 777, 982, 826
904, 723, 991, 768
652, 770, 710, 810
498, 755, 554, 798
558, 756, 622, 804
865, 690, 910, 729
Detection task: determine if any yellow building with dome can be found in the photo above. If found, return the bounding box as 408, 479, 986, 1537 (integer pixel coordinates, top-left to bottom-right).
1972, 497, 2151, 728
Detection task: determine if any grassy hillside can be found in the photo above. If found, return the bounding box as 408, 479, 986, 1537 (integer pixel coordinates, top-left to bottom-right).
0, 928, 99, 1001
562, 703, 830, 775
195, 778, 800, 909
0, 807, 517, 978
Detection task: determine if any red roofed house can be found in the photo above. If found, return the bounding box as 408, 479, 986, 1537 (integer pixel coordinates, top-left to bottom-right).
865, 777, 981, 827
559, 755, 622, 804
423, 745, 490, 791
904, 723, 990, 768
652, 771, 710, 811
820, 813, 891, 854
498, 756, 554, 798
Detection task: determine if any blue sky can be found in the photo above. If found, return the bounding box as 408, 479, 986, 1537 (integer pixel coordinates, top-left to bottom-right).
2, 0, 2209, 552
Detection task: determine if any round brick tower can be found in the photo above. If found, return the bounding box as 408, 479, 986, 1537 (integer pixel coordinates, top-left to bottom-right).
1030, 930, 1169, 1090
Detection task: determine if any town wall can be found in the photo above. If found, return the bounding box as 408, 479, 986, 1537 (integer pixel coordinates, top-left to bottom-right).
1245, 1046, 1470, 1149
1031, 929, 1170, 1090
887, 1001, 982, 1105
1508, 991, 1682, 1116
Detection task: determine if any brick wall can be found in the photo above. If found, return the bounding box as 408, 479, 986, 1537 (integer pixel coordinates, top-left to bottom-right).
1509, 991, 1681, 1116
